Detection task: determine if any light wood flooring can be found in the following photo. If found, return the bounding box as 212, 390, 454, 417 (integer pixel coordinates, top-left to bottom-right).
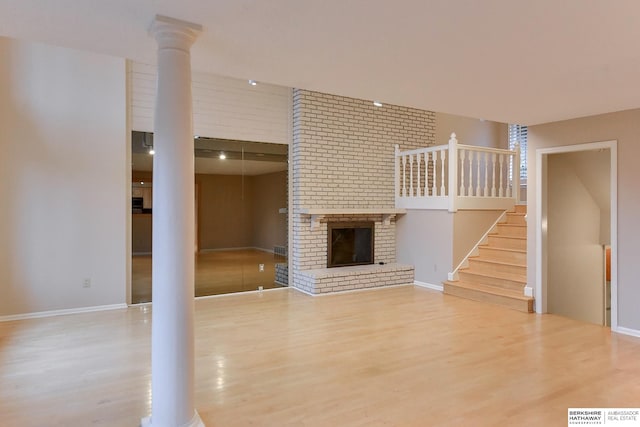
1, 286, 639, 426
131, 249, 285, 304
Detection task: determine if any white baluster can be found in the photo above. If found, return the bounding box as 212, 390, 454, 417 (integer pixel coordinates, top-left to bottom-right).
507, 153, 513, 198
483, 152, 489, 197
416, 153, 421, 197
513, 142, 521, 202
499, 154, 504, 197
440, 149, 446, 196
431, 152, 437, 196
402, 154, 407, 197
448, 133, 458, 211
409, 154, 414, 197
491, 153, 497, 197
467, 150, 473, 196
459, 149, 466, 196
475, 151, 481, 196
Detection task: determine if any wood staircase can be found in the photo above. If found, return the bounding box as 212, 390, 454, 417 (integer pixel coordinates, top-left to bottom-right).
443, 205, 534, 312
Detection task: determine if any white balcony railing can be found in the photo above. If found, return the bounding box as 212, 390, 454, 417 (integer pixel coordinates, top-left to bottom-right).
395, 133, 520, 211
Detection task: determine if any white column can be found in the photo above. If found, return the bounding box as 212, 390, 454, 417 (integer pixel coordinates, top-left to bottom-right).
142, 15, 203, 427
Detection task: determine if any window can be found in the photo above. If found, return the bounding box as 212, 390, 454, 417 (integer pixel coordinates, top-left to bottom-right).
508, 124, 527, 184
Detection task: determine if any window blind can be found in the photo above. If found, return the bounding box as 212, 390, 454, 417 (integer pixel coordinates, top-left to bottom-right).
508, 124, 527, 184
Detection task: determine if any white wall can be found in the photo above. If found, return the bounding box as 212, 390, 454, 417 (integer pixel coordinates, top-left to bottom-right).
0, 38, 127, 316
130, 61, 291, 144
563, 150, 611, 244
528, 109, 640, 332
396, 210, 452, 286
453, 210, 504, 268
547, 154, 603, 325
435, 112, 507, 148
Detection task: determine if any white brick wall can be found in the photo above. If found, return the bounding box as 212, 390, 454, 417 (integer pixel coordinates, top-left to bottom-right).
297, 264, 415, 294
129, 61, 291, 144
292, 90, 435, 210
291, 89, 435, 293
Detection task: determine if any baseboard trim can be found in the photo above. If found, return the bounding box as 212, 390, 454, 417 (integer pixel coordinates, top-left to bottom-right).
414, 280, 443, 292
0, 303, 128, 322
614, 326, 640, 339
524, 286, 534, 297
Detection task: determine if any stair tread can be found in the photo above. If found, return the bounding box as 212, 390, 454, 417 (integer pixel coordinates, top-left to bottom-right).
488, 234, 526, 240
468, 257, 526, 268
498, 223, 527, 228
458, 269, 526, 284
444, 280, 532, 301
478, 245, 526, 254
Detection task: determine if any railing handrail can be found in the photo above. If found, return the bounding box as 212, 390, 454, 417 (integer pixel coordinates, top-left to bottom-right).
395, 145, 448, 157
396, 143, 517, 158
456, 143, 517, 156
395, 132, 521, 211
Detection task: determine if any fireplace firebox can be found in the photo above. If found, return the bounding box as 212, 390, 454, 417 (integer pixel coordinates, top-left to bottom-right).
327, 222, 374, 268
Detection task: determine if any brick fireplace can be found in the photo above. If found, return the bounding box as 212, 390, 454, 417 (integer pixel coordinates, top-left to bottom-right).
290, 90, 435, 294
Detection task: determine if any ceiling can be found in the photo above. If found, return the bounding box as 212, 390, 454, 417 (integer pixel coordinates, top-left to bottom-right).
2, 1, 640, 125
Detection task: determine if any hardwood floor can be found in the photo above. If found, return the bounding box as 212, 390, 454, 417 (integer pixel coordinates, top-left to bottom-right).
132, 249, 285, 303
1, 286, 639, 426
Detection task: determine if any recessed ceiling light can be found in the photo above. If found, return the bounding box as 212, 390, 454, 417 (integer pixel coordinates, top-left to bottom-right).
248, 80, 257, 86
373, 100, 383, 107
219, 152, 226, 160
148, 149, 155, 155
140, 181, 144, 185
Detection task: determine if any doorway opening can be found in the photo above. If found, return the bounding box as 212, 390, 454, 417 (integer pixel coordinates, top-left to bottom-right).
536, 140, 617, 329
130, 131, 289, 304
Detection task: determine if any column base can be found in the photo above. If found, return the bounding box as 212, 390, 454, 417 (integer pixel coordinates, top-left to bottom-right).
141, 410, 205, 427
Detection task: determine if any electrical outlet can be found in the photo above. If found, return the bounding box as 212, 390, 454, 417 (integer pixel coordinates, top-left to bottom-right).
83, 278, 91, 288
259, 264, 264, 272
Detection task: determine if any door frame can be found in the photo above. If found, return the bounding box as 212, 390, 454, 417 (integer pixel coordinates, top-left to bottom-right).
535, 140, 617, 330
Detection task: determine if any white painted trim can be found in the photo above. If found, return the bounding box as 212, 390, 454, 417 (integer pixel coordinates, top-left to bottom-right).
535, 140, 618, 331
535, 148, 544, 314
614, 326, 640, 339
0, 303, 128, 322
524, 286, 533, 297
299, 208, 406, 215
414, 280, 443, 292
292, 283, 413, 297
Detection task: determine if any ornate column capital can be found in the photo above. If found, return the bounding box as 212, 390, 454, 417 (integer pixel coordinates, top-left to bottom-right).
150, 15, 202, 51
